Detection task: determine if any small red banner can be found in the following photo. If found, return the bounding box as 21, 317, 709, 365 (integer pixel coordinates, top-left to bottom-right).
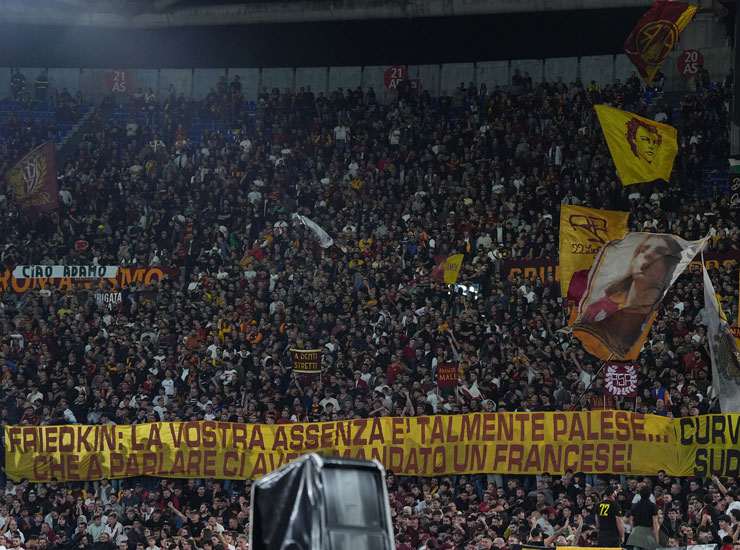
436, 363, 459, 390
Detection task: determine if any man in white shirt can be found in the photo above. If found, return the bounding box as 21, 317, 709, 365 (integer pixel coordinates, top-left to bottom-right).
161, 372, 176, 397
319, 395, 340, 412
3, 519, 24, 544
334, 124, 349, 146
104, 512, 124, 542
58, 188, 73, 206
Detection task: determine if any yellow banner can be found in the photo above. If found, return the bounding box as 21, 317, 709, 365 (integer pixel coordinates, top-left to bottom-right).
4, 412, 740, 482
595, 104, 678, 186
559, 205, 630, 300
443, 253, 464, 284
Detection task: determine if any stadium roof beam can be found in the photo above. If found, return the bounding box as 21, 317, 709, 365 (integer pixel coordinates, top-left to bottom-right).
0, 0, 657, 27
152, 0, 184, 12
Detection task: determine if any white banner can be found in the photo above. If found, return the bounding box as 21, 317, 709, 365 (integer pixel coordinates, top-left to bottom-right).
702, 265, 740, 412
12, 265, 119, 279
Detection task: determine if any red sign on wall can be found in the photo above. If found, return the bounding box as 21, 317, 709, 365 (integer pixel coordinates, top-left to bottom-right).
384, 65, 408, 90
677, 49, 704, 79
104, 70, 135, 93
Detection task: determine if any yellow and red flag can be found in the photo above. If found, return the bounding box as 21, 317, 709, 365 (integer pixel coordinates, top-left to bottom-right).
624, 0, 697, 85
431, 253, 464, 284
5, 142, 59, 215
595, 104, 678, 186
559, 205, 630, 316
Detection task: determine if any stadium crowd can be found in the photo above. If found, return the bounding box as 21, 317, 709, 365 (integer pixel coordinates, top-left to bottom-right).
0, 69, 738, 550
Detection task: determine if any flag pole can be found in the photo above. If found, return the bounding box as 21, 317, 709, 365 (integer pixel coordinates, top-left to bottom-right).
732, 0, 740, 156
570, 352, 615, 411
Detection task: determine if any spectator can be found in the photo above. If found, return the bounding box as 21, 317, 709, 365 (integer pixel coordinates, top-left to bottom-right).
628, 485, 660, 550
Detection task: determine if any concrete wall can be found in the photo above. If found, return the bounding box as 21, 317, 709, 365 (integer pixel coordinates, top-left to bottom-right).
476, 61, 510, 89
440, 63, 475, 94
328, 66, 361, 91
295, 67, 327, 95
580, 55, 614, 86
159, 69, 192, 97
0, 24, 729, 105
543, 57, 578, 84
261, 67, 293, 92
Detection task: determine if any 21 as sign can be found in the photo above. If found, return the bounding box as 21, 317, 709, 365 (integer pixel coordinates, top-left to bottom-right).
384, 65, 408, 90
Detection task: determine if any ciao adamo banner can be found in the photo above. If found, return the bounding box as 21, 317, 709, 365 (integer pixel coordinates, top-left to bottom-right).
13, 265, 120, 279
0, 266, 176, 294
4, 412, 740, 482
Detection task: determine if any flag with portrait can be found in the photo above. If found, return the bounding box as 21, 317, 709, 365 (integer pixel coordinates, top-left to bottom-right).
595, 104, 678, 186
624, 0, 697, 85
702, 266, 740, 412
572, 232, 705, 361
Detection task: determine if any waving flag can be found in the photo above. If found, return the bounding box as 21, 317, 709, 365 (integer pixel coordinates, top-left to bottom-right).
431, 253, 464, 284
559, 205, 630, 302
702, 266, 740, 412
595, 104, 678, 186
624, 0, 697, 85
292, 214, 334, 248
5, 142, 59, 215
572, 232, 705, 361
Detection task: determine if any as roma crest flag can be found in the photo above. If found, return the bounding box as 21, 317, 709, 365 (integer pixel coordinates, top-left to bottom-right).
559, 205, 630, 303
595, 104, 677, 186
572, 232, 705, 361
5, 142, 59, 215
624, 0, 697, 85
